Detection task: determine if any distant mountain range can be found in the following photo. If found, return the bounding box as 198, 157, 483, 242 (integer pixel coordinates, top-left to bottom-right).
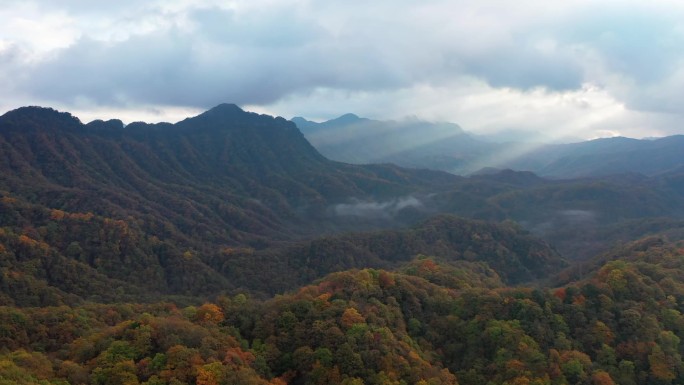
293, 114, 684, 178
505, 135, 684, 177
292, 114, 491, 174
2, 104, 684, 305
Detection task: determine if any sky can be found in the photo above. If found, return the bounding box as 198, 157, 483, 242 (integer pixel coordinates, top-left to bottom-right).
1, 0, 684, 140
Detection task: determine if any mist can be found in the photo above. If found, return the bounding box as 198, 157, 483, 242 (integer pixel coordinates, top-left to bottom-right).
332, 196, 425, 219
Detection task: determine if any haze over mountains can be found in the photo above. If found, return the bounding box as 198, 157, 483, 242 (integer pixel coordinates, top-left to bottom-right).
293, 114, 684, 178
291, 114, 488, 175
3, 104, 684, 384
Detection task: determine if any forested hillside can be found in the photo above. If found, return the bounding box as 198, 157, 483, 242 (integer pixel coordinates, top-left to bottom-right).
3, 105, 684, 262
0, 190, 563, 305
0, 105, 456, 246
2, 105, 684, 385
3, 238, 684, 384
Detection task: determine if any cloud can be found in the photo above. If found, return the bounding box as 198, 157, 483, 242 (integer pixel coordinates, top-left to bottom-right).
2, 1, 684, 138
190, 6, 324, 48
458, 45, 584, 91
16, 3, 412, 109
333, 196, 424, 219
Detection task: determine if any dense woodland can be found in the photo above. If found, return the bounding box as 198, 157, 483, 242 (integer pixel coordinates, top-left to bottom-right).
2, 105, 684, 384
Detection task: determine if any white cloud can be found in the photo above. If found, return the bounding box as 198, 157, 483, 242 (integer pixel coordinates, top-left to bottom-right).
1, 0, 684, 139
333, 196, 424, 219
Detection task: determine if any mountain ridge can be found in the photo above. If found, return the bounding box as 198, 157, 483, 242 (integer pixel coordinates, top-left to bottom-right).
3, 103, 684, 304
292, 113, 684, 178
0, 104, 583, 304
3, 105, 684, 385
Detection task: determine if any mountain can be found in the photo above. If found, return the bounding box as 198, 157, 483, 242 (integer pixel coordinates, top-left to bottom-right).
0, 105, 459, 243
293, 114, 684, 178
0, 104, 495, 303
461, 167, 684, 259
291, 113, 371, 135
292, 114, 489, 173
5, 105, 684, 385
0, 104, 563, 305
507, 135, 684, 177
3, 105, 683, 254
3, 105, 684, 306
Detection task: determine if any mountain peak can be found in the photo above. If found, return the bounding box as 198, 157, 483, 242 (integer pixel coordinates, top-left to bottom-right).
207, 103, 245, 114
0, 106, 83, 130
86, 119, 125, 130
194, 103, 248, 120
328, 113, 364, 125
291, 116, 310, 124
2, 105, 77, 119
177, 103, 264, 128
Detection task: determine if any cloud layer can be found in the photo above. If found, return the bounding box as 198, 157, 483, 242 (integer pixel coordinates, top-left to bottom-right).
2, 0, 684, 138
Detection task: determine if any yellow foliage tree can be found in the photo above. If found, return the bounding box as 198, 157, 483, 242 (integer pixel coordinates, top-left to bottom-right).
340, 308, 365, 329
194, 303, 224, 324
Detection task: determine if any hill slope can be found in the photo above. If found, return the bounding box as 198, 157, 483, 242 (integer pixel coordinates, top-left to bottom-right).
293, 114, 487, 174
0, 104, 457, 246
0, 192, 563, 304
3, 238, 684, 385
3, 106, 684, 385
207, 214, 565, 295
3, 104, 684, 305
508, 135, 684, 177
293, 114, 684, 178
0, 105, 567, 305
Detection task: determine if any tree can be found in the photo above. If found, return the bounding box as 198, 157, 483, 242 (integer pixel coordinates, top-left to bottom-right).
340, 308, 365, 329
194, 303, 224, 325
649, 345, 675, 382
